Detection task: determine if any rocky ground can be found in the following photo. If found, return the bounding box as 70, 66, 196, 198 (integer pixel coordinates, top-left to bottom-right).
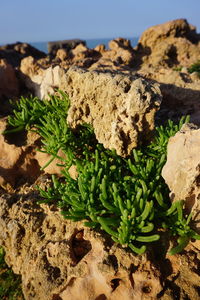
0, 18, 200, 299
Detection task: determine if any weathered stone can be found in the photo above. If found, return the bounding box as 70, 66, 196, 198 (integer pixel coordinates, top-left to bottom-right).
162, 123, 200, 231
0, 42, 46, 67
0, 119, 41, 189
134, 19, 200, 68
94, 44, 106, 53
48, 39, 86, 56
137, 67, 200, 123
0, 189, 164, 300
18, 65, 162, 156
20, 65, 66, 99
0, 59, 19, 98
56, 48, 68, 61
1, 184, 200, 299
69, 43, 100, 62
65, 67, 162, 156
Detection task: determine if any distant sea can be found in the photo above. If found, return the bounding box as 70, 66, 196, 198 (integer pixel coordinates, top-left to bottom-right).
30, 37, 139, 53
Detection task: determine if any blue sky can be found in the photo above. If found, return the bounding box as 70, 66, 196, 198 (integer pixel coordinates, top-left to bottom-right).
0, 0, 200, 44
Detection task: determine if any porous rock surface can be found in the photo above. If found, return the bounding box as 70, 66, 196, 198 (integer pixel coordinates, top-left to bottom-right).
0, 59, 19, 101
1, 187, 200, 300
135, 18, 200, 68
162, 123, 200, 231
138, 67, 200, 123
18, 66, 162, 156
0, 119, 76, 190
0, 190, 161, 300
0, 119, 41, 190
65, 67, 162, 156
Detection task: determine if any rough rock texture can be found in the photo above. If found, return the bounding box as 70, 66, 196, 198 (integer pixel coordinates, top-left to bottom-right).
0, 42, 46, 68
0, 119, 41, 190
48, 39, 86, 56
0, 190, 159, 300
89, 38, 135, 71
137, 67, 200, 123
20, 64, 66, 99
135, 19, 200, 68
65, 67, 162, 156
162, 123, 200, 231
18, 65, 162, 156
0, 59, 19, 102
1, 187, 200, 300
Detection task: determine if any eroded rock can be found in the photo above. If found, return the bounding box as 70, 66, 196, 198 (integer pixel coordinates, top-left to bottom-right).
65, 67, 162, 156
0, 42, 46, 68
0, 189, 163, 300
137, 67, 200, 123
0, 59, 19, 112
135, 19, 200, 68
162, 123, 200, 231
0, 119, 41, 190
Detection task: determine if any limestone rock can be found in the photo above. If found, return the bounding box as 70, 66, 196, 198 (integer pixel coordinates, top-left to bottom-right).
137, 66, 200, 123
65, 67, 162, 156
20, 65, 65, 99
135, 19, 200, 68
0, 190, 163, 300
162, 123, 200, 231
56, 49, 68, 61
0, 59, 20, 115
0, 42, 46, 67
94, 44, 106, 53
0, 119, 41, 189
108, 38, 135, 66
69, 43, 100, 62
18, 65, 162, 156
0, 59, 19, 99
48, 39, 86, 56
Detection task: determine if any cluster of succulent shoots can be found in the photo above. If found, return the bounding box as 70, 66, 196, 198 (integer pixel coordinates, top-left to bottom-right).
4, 91, 200, 255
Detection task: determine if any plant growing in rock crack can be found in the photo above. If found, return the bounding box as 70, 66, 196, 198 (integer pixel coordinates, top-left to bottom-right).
4, 91, 200, 255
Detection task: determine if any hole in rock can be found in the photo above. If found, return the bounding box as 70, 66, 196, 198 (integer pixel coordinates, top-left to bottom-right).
124, 84, 131, 93
85, 104, 90, 117
110, 278, 121, 291
142, 95, 147, 101
95, 294, 107, 300
142, 283, 152, 294
70, 229, 92, 265
52, 294, 63, 300
133, 113, 139, 123
107, 255, 118, 272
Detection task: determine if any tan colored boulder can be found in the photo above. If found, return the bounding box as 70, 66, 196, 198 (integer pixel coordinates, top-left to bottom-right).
162, 123, 200, 231
94, 44, 106, 53
65, 67, 162, 156
137, 66, 200, 123
20, 65, 66, 99
56, 48, 68, 61
108, 38, 135, 65
135, 19, 200, 68
0, 119, 41, 189
1, 183, 200, 299
17, 65, 162, 156
20, 56, 42, 77
0, 190, 163, 300
0, 59, 19, 99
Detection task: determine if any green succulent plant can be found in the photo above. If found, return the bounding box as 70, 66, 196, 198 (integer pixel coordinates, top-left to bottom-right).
4, 91, 200, 255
